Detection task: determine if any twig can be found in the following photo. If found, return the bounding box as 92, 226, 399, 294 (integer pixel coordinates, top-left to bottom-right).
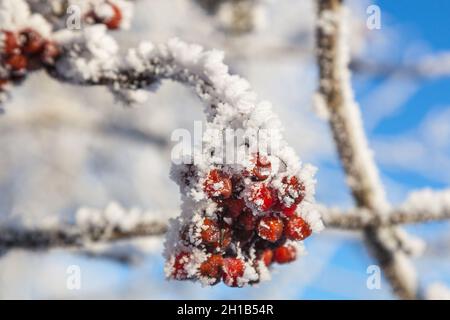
322, 204, 450, 229
0, 221, 167, 250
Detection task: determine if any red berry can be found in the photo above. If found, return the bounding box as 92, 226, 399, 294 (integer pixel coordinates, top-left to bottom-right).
238, 210, 257, 231
251, 153, 271, 181
172, 252, 190, 279
199, 254, 223, 280
273, 200, 298, 217
200, 218, 232, 251
40, 41, 60, 65
282, 203, 298, 217
1, 30, 19, 55
234, 228, 254, 243
222, 257, 245, 287
257, 216, 284, 242
92, 1, 123, 30
219, 222, 232, 250
248, 184, 274, 211
260, 249, 273, 266
273, 245, 297, 264
201, 218, 220, 247
0, 79, 7, 88
104, 2, 123, 29
5, 54, 27, 71
277, 176, 305, 208
204, 169, 232, 199
285, 216, 312, 241
19, 28, 45, 55
224, 198, 245, 218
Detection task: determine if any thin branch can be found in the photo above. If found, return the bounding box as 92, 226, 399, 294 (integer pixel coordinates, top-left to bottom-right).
2, 197, 448, 251
322, 204, 450, 229
0, 221, 167, 250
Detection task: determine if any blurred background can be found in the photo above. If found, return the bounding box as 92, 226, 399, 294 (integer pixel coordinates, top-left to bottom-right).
0, 0, 449, 299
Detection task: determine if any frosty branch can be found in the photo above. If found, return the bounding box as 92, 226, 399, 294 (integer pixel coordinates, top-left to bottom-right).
2, 191, 449, 251
0, 203, 168, 250
316, 0, 433, 300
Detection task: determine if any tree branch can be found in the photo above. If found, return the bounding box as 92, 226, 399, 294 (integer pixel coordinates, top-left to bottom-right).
316, 0, 421, 299
322, 198, 450, 229
0, 221, 167, 250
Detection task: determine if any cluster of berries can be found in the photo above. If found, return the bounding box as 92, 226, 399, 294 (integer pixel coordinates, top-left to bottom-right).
167, 154, 313, 287
0, 28, 59, 90
85, 1, 124, 30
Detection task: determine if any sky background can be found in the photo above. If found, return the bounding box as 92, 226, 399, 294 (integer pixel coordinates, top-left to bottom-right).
0, 0, 449, 299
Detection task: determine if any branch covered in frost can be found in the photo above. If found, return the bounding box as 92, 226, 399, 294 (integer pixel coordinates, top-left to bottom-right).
0, 0, 135, 105
322, 190, 450, 229
316, 0, 387, 211
0, 203, 167, 250
316, 0, 422, 300
351, 52, 450, 80
2, 192, 448, 251
194, 0, 268, 34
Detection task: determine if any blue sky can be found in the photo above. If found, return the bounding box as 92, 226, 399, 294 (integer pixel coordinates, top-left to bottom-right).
357, 0, 450, 193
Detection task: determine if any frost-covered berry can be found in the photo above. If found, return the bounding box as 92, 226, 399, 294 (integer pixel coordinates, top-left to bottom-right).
200, 218, 221, 247
218, 222, 232, 251
277, 203, 297, 217
285, 216, 312, 241
223, 198, 246, 218
277, 176, 305, 209
199, 254, 223, 281
162, 39, 321, 287
104, 2, 123, 29
5, 54, 27, 72
19, 29, 45, 55
257, 215, 284, 242
41, 41, 60, 65
234, 228, 254, 243
204, 169, 232, 199
260, 249, 273, 267
248, 183, 274, 211
222, 257, 245, 287
250, 153, 272, 181
1, 31, 19, 55
0, 79, 8, 90
92, 1, 123, 30
273, 245, 297, 264
238, 210, 257, 231
172, 252, 191, 280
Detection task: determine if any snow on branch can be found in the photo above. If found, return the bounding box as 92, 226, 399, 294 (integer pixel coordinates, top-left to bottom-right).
322, 189, 450, 229
315, 0, 424, 300
315, 0, 387, 211
0, 203, 168, 250
351, 51, 450, 80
